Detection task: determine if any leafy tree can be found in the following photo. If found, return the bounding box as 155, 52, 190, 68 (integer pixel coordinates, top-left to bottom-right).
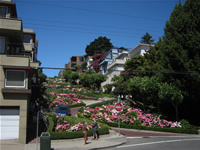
38, 71, 47, 83
79, 73, 95, 89
158, 82, 184, 121
146, 76, 162, 114
94, 73, 106, 90
69, 72, 79, 83
128, 76, 153, 112
123, 55, 146, 78
63, 69, 72, 82
113, 81, 129, 99
75, 63, 87, 72
79, 73, 105, 90
140, 32, 155, 44
85, 36, 113, 56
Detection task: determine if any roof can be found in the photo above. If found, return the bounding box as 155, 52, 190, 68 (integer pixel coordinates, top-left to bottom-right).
128, 43, 155, 54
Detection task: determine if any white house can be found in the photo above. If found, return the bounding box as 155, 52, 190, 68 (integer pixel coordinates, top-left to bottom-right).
101, 43, 154, 92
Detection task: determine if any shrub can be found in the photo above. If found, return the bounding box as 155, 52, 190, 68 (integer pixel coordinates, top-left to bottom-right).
45, 113, 110, 140
180, 119, 193, 130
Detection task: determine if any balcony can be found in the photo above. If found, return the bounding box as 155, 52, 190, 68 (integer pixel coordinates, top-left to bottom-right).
23, 43, 34, 51
0, 55, 29, 67
0, 18, 23, 43
107, 59, 125, 70
0, 17, 22, 33
30, 62, 40, 68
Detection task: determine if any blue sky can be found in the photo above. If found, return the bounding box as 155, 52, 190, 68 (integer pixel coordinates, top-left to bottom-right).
15, 0, 182, 77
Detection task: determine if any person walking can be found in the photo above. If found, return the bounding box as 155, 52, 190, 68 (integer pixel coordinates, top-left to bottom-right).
92, 118, 98, 140
83, 122, 89, 145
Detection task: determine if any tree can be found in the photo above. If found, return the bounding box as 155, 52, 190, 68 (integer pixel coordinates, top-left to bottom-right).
128, 76, 153, 112
38, 70, 47, 83
69, 72, 79, 84
123, 55, 146, 78
113, 81, 129, 99
63, 69, 72, 82
143, 38, 163, 78
140, 32, 155, 44
94, 73, 106, 90
85, 36, 113, 56
92, 53, 105, 73
158, 82, 184, 121
75, 63, 87, 73
159, 0, 200, 123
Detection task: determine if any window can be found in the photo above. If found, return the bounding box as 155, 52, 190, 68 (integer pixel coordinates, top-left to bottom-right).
23, 34, 32, 44
0, 36, 5, 53
79, 57, 84, 62
0, 6, 8, 18
5, 70, 26, 88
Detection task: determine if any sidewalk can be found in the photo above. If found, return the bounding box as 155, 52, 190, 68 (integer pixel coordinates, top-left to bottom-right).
24, 130, 127, 150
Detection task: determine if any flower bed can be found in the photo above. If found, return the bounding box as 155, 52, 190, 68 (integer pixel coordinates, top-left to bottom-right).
77, 100, 198, 134
79, 101, 182, 128
45, 113, 110, 139
49, 92, 86, 108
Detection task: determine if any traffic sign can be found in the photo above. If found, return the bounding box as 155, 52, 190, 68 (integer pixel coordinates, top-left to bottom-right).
115, 103, 123, 112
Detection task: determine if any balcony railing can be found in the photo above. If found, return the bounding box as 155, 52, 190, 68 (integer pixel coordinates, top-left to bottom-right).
0, 17, 22, 31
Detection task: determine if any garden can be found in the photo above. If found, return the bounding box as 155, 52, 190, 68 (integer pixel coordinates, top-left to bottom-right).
45, 113, 110, 139
78, 99, 198, 134
40, 77, 198, 140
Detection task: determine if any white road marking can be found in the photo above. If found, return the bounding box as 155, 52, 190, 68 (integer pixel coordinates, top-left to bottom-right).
117, 138, 200, 148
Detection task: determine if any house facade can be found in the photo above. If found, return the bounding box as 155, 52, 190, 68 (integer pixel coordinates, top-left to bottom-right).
65, 55, 85, 69
101, 43, 154, 92
0, 0, 40, 144
99, 47, 128, 75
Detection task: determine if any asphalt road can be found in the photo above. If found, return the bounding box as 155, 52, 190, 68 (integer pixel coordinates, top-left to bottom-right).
103, 136, 200, 150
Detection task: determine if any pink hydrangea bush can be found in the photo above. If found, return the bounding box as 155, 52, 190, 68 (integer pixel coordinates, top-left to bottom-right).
49, 92, 82, 107
55, 115, 100, 132
81, 101, 182, 128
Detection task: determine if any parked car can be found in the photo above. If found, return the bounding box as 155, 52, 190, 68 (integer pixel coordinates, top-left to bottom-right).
55, 105, 71, 116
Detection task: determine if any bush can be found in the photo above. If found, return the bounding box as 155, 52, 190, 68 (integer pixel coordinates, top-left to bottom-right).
45, 113, 110, 140
77, 100, 199, 135
180, 119, 194, 130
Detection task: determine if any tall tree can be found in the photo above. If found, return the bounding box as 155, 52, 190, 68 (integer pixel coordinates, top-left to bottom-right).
160, 0, 200, 123
85, 36, 113, 56
140, 32, 155, 44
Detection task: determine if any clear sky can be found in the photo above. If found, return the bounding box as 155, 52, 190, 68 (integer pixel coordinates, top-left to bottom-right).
15, 0, 183, 77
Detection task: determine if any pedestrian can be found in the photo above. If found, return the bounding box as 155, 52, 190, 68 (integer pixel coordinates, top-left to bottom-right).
92, 118, 98, 140
83, 122, 89, 145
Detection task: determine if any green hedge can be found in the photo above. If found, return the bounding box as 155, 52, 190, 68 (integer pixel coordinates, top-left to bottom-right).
102, 121, 198, 134
45, 113, 110, 140
68, 102, 86, 108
